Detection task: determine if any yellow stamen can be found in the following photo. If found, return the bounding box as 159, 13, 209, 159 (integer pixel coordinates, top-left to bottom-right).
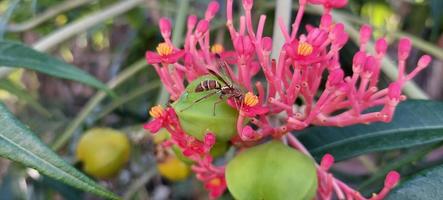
209, 178, 222, 186
149, 105, 164, 118
211, 44, 224, 54
297, 42, 313, 56
243, 92, 259, 107
156, 42, 173, 56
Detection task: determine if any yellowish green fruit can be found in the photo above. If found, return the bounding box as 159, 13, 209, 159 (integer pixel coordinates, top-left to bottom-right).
172, 75, 238, 142
158, 156, 190, 181
76, 128, 131, 179
226, 140, 318, 200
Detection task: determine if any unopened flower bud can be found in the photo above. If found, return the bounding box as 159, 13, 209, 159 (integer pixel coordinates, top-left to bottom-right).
384, 171, 400, 188
353, 51, 366, 70
320, 154, 334, 171
204, 133, 216, 147
375, 38, 388, 55
159, 18, 172, 39
363, 56, 377, 73
187, 15, 198, 30
398, 38, 412, 60
388, 82, 402, 100
327, 69, 344, 87
196, 20, 209, 36
360, 24, 372, 44
320, 14, 333, 28
242, 0, 254, 10
262, 37, 273, 52
205, 1, 220, 20
417, 55, 432, 69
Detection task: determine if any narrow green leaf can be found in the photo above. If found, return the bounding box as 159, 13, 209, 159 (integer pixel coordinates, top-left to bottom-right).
0, 40, 112, 95
297, 100, 443, 161
0, 79, 51, 117
0, 102, 119, 200
386, 164, 443, 200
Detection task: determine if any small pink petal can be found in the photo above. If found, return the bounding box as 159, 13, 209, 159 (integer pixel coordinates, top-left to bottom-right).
143, 119, 163, 133
145, 51, 161, 64
164, 50, 185, 64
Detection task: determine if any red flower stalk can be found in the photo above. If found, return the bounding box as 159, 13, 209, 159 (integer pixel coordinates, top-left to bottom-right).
144, 0, 431, 199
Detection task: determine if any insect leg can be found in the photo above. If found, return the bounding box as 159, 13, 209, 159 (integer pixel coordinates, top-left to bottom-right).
212, 99, 225, 116
180, 91, 219, 112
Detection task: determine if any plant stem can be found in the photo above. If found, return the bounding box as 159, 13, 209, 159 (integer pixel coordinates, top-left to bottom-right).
6, 0, 97, 32
52, 59, 147, 151
95, 81, 161, 121
122, 169, 157, 200
270, 0, 292, 59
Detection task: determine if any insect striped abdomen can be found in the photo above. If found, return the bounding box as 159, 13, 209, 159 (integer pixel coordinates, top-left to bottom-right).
195, 80, 221, 92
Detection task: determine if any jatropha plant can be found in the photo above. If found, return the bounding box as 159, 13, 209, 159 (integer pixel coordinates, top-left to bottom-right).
144, 0, 432, 199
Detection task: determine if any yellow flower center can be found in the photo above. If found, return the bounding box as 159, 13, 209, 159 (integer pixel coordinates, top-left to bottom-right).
149, 105, 164, 118
297, 42, 313, 56
156, 42, 173, 56
211, 44, 224, 54
208, 178, 222, 187
243, 92, 259, 107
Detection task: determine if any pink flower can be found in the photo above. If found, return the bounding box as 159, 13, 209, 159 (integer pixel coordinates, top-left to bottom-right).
143, 105, 173, 133
228, 92, 268, 117
204, 176, 227, 199
145, 42, 185, 64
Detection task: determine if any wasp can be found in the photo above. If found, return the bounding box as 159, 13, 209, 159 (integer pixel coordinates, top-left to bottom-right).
181, 61, 245, 115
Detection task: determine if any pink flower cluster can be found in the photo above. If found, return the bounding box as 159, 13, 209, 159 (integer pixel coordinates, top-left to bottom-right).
144, 0, 431, 199
144, 105, 226, 198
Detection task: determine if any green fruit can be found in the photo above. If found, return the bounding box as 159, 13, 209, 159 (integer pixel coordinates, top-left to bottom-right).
76, 128, 131, 179
172, 75, 238, 142
226, 140, 317, 200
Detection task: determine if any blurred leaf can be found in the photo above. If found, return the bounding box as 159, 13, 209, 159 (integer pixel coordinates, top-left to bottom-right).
0, 102, 119, 200
0, 40, 113, 95
298, 100, 443, 161
386, 164, 443, 200
36, 175, 84, 200
0, 79, 51, 117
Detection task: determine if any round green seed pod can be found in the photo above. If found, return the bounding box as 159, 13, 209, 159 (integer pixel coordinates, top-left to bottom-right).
226, 140, 318, 200
172, 75, 238, 142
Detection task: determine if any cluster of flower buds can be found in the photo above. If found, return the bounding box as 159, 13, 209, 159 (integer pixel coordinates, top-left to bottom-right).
144, 0, 431, 199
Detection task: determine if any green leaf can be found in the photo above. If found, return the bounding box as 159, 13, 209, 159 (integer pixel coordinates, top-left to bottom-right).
0, 102, 119, 200
297, 100, 443, 161
386, 164, 443, 200
0, 40, 112, 95
0, 79, 51, 117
